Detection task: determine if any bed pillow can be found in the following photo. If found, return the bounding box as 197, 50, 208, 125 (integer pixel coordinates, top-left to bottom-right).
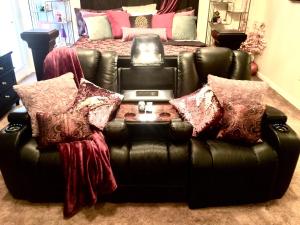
176, 9, 195, 16
172, 15, 197, 40
169, 85, 223, 136
13, 73, 78, 137
36, 110, 92, 147
72, 79, 123, 130
207, 75, 268, 144
129, 15, 152, 28
74, 8, 121, 36
106, 10, 130, 38
123, 4, 157, 16
152, 12, 175, 40
84, 15, 113, 40
122, 27, 167, 41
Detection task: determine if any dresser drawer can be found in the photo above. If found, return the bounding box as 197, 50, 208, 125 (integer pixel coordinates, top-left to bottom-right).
0, 69, 16, 93
0, 53, 13, 75
0, 88, 18, 106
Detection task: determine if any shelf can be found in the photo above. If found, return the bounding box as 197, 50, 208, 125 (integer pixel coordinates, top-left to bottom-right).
206, 0, 251, 46
227, 10, 247, 14
29, 0, 74, 45
211, 0, 233, 3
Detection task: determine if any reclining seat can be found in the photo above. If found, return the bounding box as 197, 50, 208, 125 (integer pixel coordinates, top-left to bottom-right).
177, 47, 300, 208
0, 48, 119, 201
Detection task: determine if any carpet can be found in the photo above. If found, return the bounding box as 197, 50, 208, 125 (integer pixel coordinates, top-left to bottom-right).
0, 164, 299, 225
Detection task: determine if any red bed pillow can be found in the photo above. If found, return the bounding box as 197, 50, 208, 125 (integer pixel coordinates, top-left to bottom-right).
106, 10, 130, 38
152, 12, 175, 40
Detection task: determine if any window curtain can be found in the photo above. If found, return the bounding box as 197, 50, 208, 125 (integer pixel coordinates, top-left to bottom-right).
158, 0, 180, 14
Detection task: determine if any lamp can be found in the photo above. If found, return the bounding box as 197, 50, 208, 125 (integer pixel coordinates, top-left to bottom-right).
131, 34, 164, 66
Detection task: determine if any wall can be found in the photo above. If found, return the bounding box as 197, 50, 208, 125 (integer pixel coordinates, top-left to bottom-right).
250, 0, 300, 109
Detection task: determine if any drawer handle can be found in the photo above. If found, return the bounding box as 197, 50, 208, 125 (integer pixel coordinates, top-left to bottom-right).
2, 81, 7, 85
0, 67, 3, 70
5, 95, 10, 99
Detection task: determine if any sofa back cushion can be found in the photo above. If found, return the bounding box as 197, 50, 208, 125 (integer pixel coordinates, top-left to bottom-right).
76, 48, 118, 92
177, 47, 251, 97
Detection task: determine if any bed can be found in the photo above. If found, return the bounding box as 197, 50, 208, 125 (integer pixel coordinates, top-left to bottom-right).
73, 0, 205, 57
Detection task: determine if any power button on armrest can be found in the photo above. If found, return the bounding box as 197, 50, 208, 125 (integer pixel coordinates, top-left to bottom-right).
272, 123, 289, 133
5, 124, 23, 133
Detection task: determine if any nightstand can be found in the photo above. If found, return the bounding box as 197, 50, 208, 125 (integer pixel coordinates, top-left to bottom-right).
0, 51, 19, 118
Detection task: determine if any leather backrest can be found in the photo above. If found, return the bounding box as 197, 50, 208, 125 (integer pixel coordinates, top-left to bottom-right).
118, 67, 177, 93
177, 47, 251, 97
76, 48, 118, 92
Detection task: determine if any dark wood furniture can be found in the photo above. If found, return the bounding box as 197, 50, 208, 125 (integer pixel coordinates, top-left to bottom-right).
211, 29, 247, 50
21, 29, 59, 81
0, 51, 19, 118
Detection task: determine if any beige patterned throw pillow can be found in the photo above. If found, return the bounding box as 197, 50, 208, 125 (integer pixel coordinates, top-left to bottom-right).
13, 72, 78, 137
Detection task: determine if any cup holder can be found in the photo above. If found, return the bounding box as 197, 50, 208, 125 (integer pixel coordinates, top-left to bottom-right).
5, 124, 23, 133
272, 123, 289, 133
124, 112, 136, 119
159, 112, 171, 118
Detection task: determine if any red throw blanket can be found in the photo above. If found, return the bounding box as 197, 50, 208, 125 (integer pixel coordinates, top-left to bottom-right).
58, 131, 117, 217
43, 47, 83, 86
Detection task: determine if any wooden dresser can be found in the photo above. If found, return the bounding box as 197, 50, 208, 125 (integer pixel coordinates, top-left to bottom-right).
0, 51, 19, 118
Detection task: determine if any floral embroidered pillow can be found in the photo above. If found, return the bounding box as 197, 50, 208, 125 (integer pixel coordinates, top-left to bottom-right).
13, 73, 78, 137
71, 79, 123, 130
36, 110, 92, 147
169, 85, 223, 136
207, 74, 268, 144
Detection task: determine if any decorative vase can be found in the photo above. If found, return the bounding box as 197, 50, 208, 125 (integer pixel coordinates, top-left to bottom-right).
251, 61, 258, 76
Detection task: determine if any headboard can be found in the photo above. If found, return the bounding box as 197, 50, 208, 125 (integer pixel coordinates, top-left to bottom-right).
80, 0, 199, 16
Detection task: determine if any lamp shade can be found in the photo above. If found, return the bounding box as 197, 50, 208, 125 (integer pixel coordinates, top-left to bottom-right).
131, 34, 164, 66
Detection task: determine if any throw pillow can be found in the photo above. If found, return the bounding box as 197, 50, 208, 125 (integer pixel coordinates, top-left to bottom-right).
36, 110, 92, 147
176, 9, 195, 16
129, 15, 152, 28
122, 4, 157, 16
172, 15, 197, 40
84, 15, 113, 40
207, 75, 268, 144
13, 73, 78, 137
72, 79, 123, 130
169, 85, 223, 136
152, 13, 175, 40
106, 10, 130, 38
74, 8, 121, 36
122, 27, 167, 41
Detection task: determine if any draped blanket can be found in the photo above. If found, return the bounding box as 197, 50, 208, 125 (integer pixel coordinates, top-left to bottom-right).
43, 47, 84, 86
58, 131, 117, 217
43, 47, 119, 217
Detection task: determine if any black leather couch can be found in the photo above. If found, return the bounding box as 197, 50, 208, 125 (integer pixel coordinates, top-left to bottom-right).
0, 47, 299, 208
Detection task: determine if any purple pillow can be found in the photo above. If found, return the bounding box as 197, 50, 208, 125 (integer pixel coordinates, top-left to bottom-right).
208, 75, 268, 144
36, 110, 92, 147
170, 85, 223, 136
152, 12, 175, 40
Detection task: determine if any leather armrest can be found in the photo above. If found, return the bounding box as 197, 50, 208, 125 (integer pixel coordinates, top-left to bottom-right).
262, 122, 300, 198
104, 119, 128, 144
170, 119, 193, 142
7, 106, 30, 124
263, 105, 287, 124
